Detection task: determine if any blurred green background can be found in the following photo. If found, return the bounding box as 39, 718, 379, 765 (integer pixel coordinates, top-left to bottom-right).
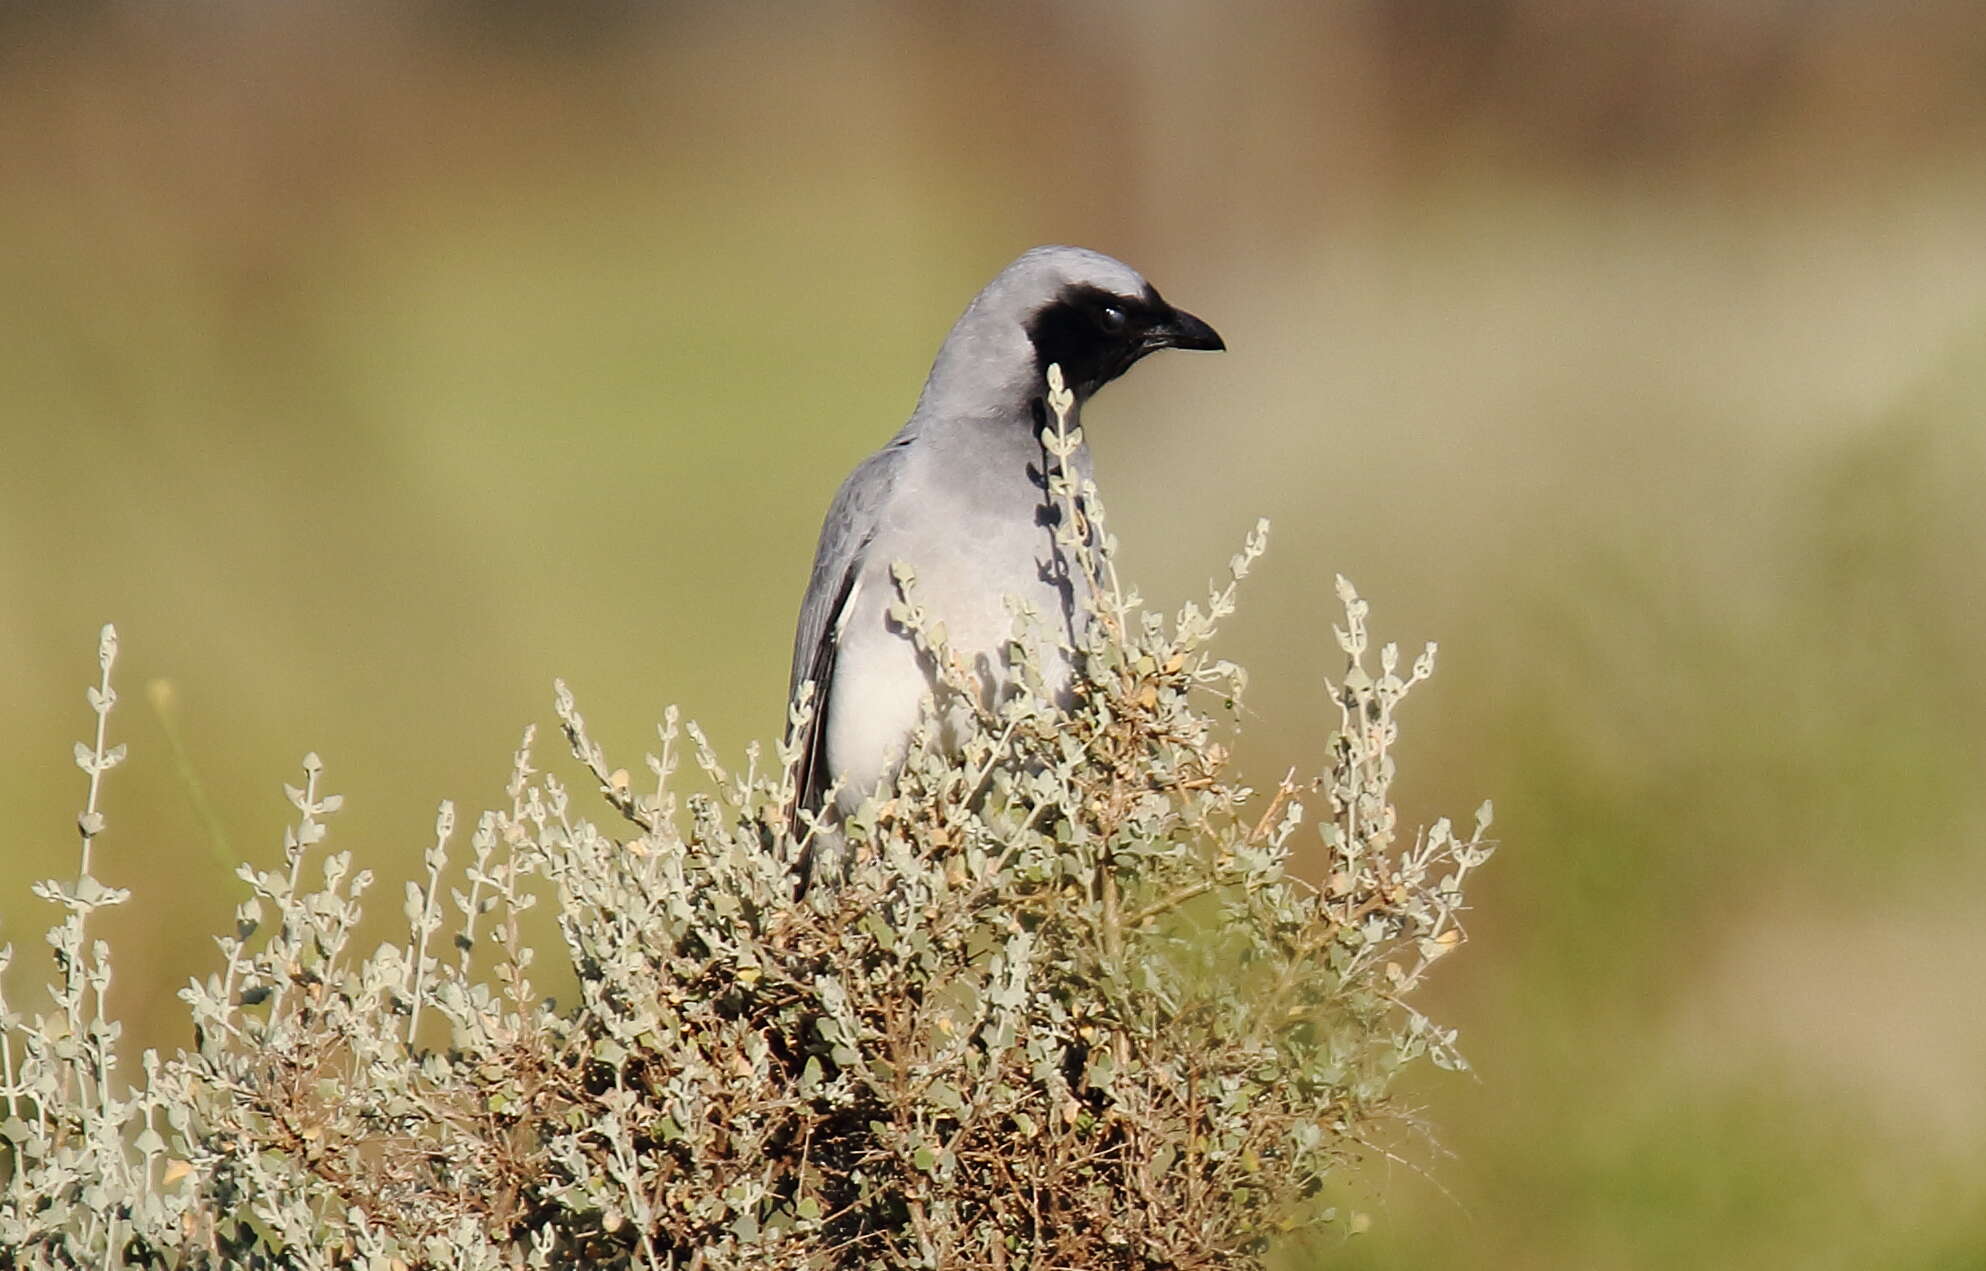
4, 3, 1984, 1265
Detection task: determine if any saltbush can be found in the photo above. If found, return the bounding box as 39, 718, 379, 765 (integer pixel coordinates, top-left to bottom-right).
0, 369, 1492, 1268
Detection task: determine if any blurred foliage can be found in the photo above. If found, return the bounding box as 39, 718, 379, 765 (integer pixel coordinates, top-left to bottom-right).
1319, 373, 1986, 1271
2, 2, 1983, 1266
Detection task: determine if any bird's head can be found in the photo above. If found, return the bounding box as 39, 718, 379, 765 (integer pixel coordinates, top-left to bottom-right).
927, 246, 1224, 412
1007, 246, 1225, 400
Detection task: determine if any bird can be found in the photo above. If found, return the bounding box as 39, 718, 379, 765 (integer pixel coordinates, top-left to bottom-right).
785, 245, 1224, 861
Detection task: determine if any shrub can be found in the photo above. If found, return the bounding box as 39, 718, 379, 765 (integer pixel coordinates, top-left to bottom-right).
0, 369, 1492, 1268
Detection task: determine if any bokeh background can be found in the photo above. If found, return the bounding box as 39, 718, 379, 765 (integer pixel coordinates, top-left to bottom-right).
5, 3, 1984, 1265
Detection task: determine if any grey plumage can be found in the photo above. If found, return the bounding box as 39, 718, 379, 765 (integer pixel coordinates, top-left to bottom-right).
787, 246, 1223, 846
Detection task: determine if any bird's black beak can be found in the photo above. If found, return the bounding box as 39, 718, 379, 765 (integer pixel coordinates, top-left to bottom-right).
1150, 305, 1225, 353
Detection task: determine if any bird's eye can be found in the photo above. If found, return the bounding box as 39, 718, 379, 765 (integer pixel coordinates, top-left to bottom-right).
1097, 305, 1128, 334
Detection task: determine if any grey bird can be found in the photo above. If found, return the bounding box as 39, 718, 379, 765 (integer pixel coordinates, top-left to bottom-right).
786, 245, 1223, 850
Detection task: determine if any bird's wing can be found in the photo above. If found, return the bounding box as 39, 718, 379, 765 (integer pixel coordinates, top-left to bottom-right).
787, 440, 907, 820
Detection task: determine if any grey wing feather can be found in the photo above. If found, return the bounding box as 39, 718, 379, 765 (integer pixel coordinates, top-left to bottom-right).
787, 442, 907, 817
